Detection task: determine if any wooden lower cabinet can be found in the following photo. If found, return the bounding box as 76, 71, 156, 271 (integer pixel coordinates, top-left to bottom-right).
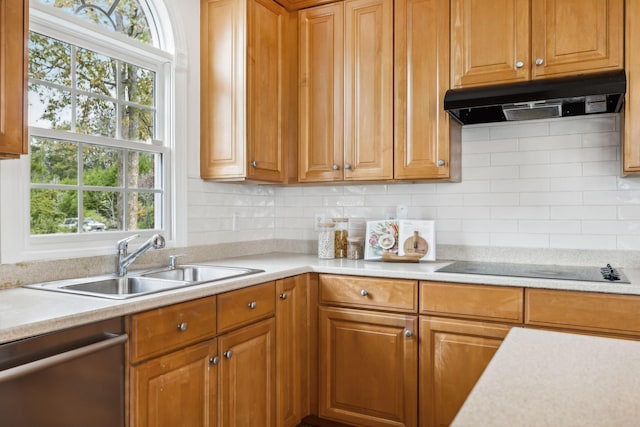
419, 316, 512, 427
319, 306, 418, 427
131, 339, 218, 427
219, 317, 277, 427
276, 274, 317, 427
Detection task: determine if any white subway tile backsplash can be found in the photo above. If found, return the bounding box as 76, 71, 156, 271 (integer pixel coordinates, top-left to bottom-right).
187, 115, 640, 254
520, 192, 582, 206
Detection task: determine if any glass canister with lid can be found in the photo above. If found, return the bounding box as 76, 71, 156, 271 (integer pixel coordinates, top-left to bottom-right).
347, 236, 364, 260
317, 223, 335, 259
332, 217, 349, 258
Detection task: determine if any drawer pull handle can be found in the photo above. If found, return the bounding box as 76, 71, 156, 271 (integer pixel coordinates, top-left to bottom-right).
177, 322, 188, 332
224, 350, 233, 359
210, 356, 220, 365
248, 301, 257, 309
360, 289, 368, 297
404, 330, 413, 338
279, 292, 288, 300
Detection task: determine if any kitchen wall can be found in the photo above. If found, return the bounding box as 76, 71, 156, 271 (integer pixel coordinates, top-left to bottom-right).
188, 114, 640, 258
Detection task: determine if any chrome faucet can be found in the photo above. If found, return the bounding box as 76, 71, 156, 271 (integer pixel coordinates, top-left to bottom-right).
116, 233, 166, 276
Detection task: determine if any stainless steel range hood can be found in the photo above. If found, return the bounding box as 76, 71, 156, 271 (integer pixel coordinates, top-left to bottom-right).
443, 70, 626, 125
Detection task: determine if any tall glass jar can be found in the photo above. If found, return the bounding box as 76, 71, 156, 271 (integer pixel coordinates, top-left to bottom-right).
332, 218, 349, 258
317, 223, 335, 259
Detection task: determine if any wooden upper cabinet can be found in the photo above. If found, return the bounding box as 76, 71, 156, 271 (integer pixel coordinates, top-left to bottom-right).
298, 3, 344, 182
395, 0, 460, 180
0, 0, 28, 159
451, 0, 623, 88
531, 0, 623, 79
200, 0, 294, 182
625, 0, 640, 173
343, 0, 393, 181
298, 0, 393, 182
451, 0, 530, 88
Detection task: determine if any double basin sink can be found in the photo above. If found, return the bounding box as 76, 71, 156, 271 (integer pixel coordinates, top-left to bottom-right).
25, 265, 264, 299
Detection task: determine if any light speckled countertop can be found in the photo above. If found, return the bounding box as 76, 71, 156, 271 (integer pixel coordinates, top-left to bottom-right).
2, 252, 640, 344
451, 327, 640, 427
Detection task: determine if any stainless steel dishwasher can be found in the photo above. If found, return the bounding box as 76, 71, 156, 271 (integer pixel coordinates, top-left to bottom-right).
0, 317, 127, 427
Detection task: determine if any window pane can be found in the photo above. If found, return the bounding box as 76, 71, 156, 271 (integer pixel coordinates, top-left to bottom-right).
77, 48, 117, 98
126, 151, 159, 189
127, 192, 157, 230
122, 63, 155, 106
30, 189, 78, 235
35, 0, 154, 45
31, 138, 78, 185
28, 33, 71, 86
84, 191, 121, 231
83, 145, 123, 187
29, 84, 72, 130
76, 94, 117, 137
121, 106, 154, 142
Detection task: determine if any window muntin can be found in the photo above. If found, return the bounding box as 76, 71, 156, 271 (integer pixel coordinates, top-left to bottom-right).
34, 0, 154, 45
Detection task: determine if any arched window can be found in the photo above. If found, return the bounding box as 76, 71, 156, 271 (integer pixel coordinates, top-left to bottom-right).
1, 0, 175, 262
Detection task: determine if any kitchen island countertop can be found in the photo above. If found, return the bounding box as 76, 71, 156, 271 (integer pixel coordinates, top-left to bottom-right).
2, 253, 640, 344
451, 327, 640, 427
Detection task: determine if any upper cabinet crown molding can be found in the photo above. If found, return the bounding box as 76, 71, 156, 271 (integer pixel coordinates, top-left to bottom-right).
0, 0, 28, 159
451, 0, 624, 89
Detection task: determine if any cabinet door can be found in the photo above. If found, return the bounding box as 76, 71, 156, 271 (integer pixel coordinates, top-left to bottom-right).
343, 0, 393, 180
247, 0, 288, 182
298, 3, 344, 182
625, 0, 640, 173
219, 318, 276, 427
131, 339, 218, 427
450, 0, 530, 88
0, 0, 27, 158
531, 0, 623, 79
395, 0, 458, 180
276, 275, 317, 427
419, 317, 511, 427
319, 306, 417, 427
200, 0, 246, 180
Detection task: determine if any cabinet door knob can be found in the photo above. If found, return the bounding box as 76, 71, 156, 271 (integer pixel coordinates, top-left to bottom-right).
344, 163, 352, 170
210, 356, 220, 365
224, 350, 233, 359
404, 329, 413, 338
515, 60, 524, 69
177, 322, 188, 332
360, 289, 368, 297
248, 301, 257, 309
332, 164, 340, 171
279, 292, 288, 300
437, 159, 445, 167
535, 58, 544, 66
251, 160, 258, 167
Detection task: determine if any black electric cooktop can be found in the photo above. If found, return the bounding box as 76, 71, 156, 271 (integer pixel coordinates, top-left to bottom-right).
436, 261, 630, 284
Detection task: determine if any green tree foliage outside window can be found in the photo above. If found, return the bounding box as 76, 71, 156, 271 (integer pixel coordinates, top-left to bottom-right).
29, 0, 163, 235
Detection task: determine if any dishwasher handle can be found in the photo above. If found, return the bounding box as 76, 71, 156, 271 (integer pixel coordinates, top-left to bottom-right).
0, 333, 128, 383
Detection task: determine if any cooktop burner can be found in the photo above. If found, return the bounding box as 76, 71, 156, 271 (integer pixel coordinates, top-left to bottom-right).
436, 261, 630, 284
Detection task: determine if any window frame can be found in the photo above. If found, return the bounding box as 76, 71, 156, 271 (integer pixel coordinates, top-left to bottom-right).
0, 1, 177, 263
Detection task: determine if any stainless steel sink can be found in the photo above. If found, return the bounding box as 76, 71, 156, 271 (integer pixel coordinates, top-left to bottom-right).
140, 265, 263, 283
24, 265, 264, 299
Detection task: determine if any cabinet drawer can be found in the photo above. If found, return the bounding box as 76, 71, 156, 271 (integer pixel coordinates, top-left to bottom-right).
420, 281, 523, 323
319, 274, 418, 313
218, 281, 276, 333
130, 296, 217, 363
525, 289, 640, 336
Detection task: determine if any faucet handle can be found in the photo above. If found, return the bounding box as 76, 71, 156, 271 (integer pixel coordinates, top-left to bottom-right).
116, 234, 140, 253
168, 254, 186, 269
